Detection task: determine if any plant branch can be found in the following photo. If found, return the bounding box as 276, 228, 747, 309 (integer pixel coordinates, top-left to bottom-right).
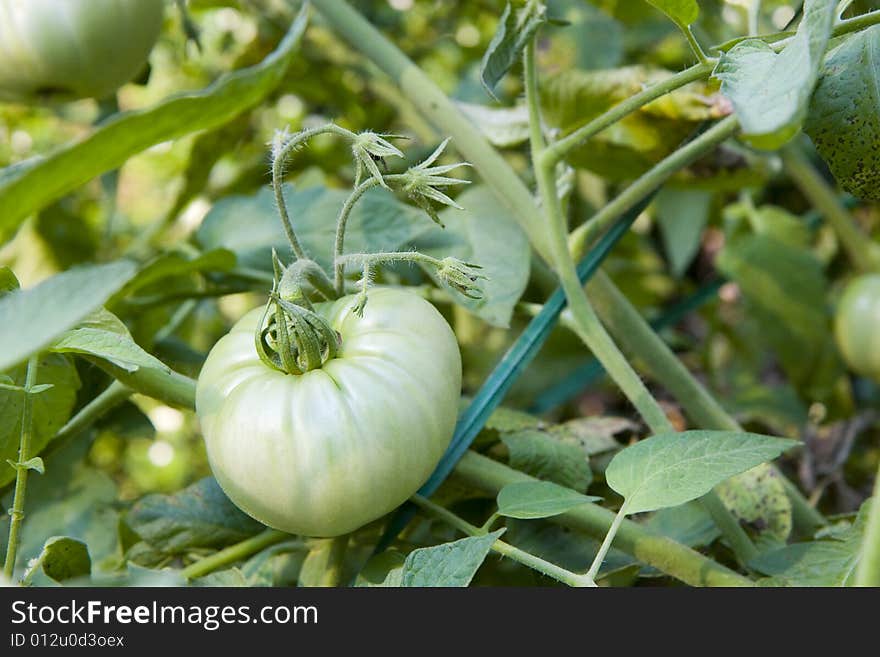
334, 178, 381, 294
272, 123, 357, 260
3, 355, 40, 580
411, 494, 595, 587
526, 39, 674, 435
569, 116, 740, 259
542, 61, 714, 168
454, 451, 754, 587
180, 529, 291, 580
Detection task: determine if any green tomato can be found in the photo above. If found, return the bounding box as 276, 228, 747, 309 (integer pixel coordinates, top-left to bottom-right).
834, 274, 880, 381
0, 0, 164, 103
196, 287, 462, 537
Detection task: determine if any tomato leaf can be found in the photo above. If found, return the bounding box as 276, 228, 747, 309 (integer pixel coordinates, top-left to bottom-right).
0, 4, 309, 243
27, 536, 91, 584
126, 477, 264, 555
417, 185, 531, 328
655, 187, 712, 277
605, 430, 796, 514
716, 464, 793, 544
713, 0, 835, 149
501, 430, 593, 491
645, 0, 699, 29
50, 308, 170, 374
716, 234, 833, 390
497, 481, 599, 520
480, 2, 546, 99
398, 530, 505, 587
804, 25, 880, 200
0, 261, 137, 372
750, 501, 870, 586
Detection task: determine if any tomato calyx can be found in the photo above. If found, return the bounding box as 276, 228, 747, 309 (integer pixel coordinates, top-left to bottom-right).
255, 295, 341, 375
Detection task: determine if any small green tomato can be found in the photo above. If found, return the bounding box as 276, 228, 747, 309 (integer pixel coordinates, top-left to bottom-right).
834, 274, 880, 381
196, 287, 462, 537
0, 0, 165, 103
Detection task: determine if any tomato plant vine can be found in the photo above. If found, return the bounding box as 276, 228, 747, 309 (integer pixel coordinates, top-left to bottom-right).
0, 0, 878, 590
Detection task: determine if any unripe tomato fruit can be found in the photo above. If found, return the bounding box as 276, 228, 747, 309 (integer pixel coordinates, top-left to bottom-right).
196, 288, 462, 537
0, 0, 164, 103
834, 274, 880, 381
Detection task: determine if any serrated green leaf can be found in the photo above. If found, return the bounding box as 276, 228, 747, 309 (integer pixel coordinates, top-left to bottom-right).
399, 530, 505, 587
502, 429, 593, 491
126, 477, 264, 555
0, 6, 309, 243
417, 185, 531, 328
480, 2, 546, 98
606, 430, 796, 514
0, 261, 137, 372
497, 481, 599, 519
713, 0, 835, 149
805, 25, 880, 200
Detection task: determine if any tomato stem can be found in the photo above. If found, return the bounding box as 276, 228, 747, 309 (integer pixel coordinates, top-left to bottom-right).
334, 178, 381, 295
180, 529, 292, 581
271, 123, 358, 261
3, 355, 40, 581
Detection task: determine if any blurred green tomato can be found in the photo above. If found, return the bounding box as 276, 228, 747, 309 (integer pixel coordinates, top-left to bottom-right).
834, 274, 880, 381
196, 288, 462, 537
0, 0, 164, 102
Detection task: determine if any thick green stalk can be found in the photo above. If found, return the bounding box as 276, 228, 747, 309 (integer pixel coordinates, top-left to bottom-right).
88, 359, 197, 410
181, 529, 290, 580
3, 355, 39, 580
834, 9, 880, 38
454, 451, 754, 587
780, 146, 880, 273
854, 467, 880, 586
542, 61, 714, 167
412, 494, 594, 587
525, 41, 673, 436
